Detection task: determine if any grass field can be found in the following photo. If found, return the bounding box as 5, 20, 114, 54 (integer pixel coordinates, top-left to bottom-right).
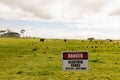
0, 38, 120, 80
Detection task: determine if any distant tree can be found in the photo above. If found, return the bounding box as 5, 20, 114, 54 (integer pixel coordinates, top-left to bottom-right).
0, 30, 6, 36
87, 37, 95, 42
0, 29, 20, 37
7, 29, 11, 33
20, 29, 25, 37
0, 30, 6, 33
0, 31, 20, 37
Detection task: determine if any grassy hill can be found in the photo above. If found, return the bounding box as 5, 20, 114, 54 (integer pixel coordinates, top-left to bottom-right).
0, 38, 120, 80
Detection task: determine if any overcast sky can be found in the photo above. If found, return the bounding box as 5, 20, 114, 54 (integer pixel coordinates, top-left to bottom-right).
0, 0, 120, 39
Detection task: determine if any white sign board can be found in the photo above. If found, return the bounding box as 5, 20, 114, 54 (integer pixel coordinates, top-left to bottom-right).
62, 51, 89, 70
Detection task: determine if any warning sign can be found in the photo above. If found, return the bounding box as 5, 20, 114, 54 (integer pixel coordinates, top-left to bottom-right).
62, 51, 89, 70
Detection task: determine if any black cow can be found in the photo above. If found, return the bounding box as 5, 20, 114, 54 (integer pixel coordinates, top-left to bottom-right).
64, 39, 67, 42
40, 38, 45, 42
106, 39, 112, 42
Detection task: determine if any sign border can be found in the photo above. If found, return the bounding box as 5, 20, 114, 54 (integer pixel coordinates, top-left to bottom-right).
62, 51, 89, 71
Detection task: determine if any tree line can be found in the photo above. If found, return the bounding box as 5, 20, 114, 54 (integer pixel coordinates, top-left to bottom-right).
0, 29, 25, 37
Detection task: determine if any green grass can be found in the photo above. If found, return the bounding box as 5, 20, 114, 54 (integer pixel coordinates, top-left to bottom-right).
0, 38, 120, 80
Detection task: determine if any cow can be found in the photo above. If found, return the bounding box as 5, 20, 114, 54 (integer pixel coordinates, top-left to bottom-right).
106, 39, 112, 42
40, 38, 45, 42
64, 39, 67, 42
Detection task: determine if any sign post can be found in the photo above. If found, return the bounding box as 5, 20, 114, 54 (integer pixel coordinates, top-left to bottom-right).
62, 51, 89, 70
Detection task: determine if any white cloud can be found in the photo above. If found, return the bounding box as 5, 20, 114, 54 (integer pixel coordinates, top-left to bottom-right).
0, 0, 111, 21
0, 2, 37, 20
110, 9, 120, 15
